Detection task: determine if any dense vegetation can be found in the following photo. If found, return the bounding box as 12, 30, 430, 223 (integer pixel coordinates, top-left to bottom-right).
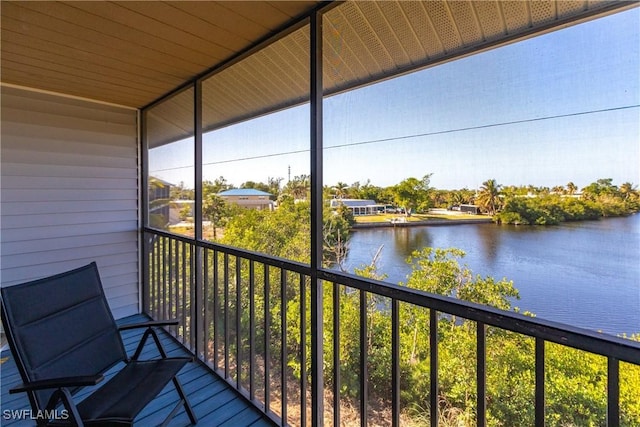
155, 175, 640, 425
494, 179, 640, 225
209, 196, 639, 426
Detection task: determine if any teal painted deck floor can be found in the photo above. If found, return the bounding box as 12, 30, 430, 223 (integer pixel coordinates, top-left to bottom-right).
1, 314, 274, 427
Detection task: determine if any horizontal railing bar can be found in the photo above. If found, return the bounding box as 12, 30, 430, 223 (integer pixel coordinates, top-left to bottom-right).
144, 229, 640, 365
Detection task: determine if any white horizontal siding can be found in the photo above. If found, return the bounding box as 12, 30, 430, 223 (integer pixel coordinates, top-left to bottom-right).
2, 200, 136, 216
0, 221, 137, 242
1, 86, 139, 319
1, 162, 135, 178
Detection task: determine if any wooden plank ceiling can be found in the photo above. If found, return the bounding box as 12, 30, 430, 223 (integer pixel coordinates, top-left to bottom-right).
2, 0, 637, 145
1, 1, 322, 108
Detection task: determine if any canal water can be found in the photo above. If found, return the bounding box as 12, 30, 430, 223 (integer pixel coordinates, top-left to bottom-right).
342, 214, 640, 336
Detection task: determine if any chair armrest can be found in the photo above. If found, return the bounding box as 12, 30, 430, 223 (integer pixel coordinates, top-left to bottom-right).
9, 374, 104, 394
118, 319, 179, 331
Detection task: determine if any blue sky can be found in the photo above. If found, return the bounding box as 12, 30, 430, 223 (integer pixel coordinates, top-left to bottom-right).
151, 8, 639, 191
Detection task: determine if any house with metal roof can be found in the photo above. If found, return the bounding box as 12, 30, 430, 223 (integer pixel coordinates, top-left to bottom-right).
329, 198, 386, 216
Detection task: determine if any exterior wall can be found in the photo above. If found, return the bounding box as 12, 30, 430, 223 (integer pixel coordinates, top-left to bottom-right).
0, 86, 139, 319
221, 195, 273, 210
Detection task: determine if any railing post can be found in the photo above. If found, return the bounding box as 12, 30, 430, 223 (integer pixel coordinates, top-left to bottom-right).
607, 357, 619, 427
237, 257, 243, 390
249, 260, 256, 400
477, 322, 486, 427
360, 290, 368, 427
281, 268, 288, 423
535, 338, 545, 427
264, 264, 271, 413
300, 273, 308, 427
430, 310, 439, 427
213, 250, 220, 371
224, 253, 230, 378
333, 282, 341, 426
391, 300, 400, 427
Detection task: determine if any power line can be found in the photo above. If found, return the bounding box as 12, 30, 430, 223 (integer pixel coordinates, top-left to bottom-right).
327, 104, 639, 150
150, 104, 639, 173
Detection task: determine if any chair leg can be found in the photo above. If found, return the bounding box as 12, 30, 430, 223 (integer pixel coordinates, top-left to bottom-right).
173, 377, 198, 425
46, 388, 85, 427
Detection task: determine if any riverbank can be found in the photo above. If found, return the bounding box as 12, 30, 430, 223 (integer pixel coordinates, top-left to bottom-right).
352, 210, 493, 229
352, 218, 492, 229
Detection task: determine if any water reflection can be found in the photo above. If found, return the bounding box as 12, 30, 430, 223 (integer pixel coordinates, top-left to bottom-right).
469, 224, 500, 266
344, 215, 640, 336
392, 227, 432, 259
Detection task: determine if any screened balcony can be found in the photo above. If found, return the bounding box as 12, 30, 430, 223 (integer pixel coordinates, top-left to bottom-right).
2, 1, 639, 426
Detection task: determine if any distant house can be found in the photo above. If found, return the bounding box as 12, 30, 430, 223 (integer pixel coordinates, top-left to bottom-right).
459, 204, 481, 214
148, 176, 173, 227
218, 188, 274, 210
329, 198, 386, 216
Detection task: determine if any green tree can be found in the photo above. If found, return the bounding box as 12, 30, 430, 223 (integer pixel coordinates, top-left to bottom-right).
620, 182, 636, 200
323, 203, 355, 267
581, 178, 618, 200
240, 180, 270, 193
392, 174, 433, 215
202, 193, 229, 239
267, 176, 283, 198
179, 204, 192, 221
358, 180, 386, 202
203, 176, 231, 198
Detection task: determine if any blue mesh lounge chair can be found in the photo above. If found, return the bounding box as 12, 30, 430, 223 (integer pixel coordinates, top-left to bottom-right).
0, 262, 198, 426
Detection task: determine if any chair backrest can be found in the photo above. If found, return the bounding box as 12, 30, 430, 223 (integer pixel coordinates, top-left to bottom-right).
0, 262, 127, 410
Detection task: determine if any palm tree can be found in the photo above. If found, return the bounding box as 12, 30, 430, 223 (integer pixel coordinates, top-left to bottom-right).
566, 182, 578, 196
475, 179, 502, 215
286, 174, 310, 200
333, 182, 349, 199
